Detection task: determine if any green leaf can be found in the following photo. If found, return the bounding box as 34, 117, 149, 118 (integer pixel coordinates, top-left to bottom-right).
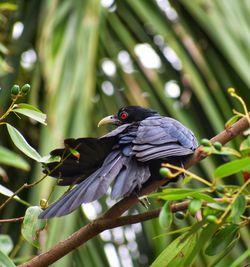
208, 237, 239, 267
0, 185, 20, 201
240, 135, 250, 152
68, 147, 80, 159
225, 114, 241, 128
0, 146, 30, 171
193, 193, 216, 203
0, 250, 16, 267
0, 43, 8, 54
6, 124, 42, 162
211, 146, 241, 157
14, 103, 42, 113
0, 184, 30, 206
205, 224, 239, 256
151, 232, 198, 267
214, 157, 250, 179
153, 226, 191, 239
206, 202, 227, 211
188, 199, 202, 215
0, 235, 13, 255
229, 194, 246, 223
0, 3, 17, 11
149, 188, 215, 202
21, 206, 47, 249
183, 222, 220, 266
159, 201, 173, 229
13, 108, 47, 125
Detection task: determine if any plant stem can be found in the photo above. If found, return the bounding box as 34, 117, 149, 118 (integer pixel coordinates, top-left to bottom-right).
0, 95, 19, 122
162, 163, 214, 188
218, 178, 250, 223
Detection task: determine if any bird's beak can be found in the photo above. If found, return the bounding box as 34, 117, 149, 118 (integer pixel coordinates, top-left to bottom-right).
97, 115, 120, 127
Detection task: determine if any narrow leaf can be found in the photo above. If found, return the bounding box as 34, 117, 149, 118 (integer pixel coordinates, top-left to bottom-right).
6, 124, 42, 162
225, 115, 241, 128
212, 147, 241, 157
0, 146, 30, 171
229, 194, 246, 223
13, 108, 47, 125
205, 224, 239, 256
21, 206, 47, 249
159, 201, 173, 229
0, 3, 17, 11
151, 232, 197, 267
188, 199, 202, 215
149, 188, 215, 202
214, 157, 250, 179
0, 250, 16, 267
0, 184, 30, 206
208, 237, 239, 267
14, 103, 42, 112
0, 235, 13, 255
240, 135, 250, 151
183, 223, 219, 266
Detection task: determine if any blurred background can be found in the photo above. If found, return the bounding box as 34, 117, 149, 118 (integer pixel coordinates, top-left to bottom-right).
0, 0, 250, 266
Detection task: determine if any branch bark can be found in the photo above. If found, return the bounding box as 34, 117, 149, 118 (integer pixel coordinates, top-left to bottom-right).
19, 113, 250, 267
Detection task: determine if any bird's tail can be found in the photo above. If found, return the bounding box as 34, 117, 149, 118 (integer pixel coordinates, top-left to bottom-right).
39, 150, 151, 219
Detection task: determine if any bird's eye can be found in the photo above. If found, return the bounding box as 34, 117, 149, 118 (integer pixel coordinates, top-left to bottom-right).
120, 111, 128, 120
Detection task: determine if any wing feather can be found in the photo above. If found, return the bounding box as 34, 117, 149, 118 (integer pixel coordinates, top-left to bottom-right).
133, 116, 198, 162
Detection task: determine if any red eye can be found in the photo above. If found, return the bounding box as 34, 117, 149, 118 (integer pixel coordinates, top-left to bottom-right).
120, 111, 128, 120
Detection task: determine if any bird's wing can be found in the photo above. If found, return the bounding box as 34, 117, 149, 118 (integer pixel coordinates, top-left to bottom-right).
43, 137, 115, 185
39, 150, 128, 218
132, 116, 198, 162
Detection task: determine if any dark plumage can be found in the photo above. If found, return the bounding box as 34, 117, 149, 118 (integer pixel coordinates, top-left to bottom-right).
39, 106, 198, 218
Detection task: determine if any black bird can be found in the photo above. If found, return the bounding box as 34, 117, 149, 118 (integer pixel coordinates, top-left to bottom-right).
39, 106, 198, 218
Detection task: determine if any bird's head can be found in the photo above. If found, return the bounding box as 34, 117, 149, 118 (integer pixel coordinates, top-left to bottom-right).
98, 106, 158, 127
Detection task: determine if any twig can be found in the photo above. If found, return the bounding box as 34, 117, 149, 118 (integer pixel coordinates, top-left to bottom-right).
0, 216, 24, 223
18, 112, 250, 267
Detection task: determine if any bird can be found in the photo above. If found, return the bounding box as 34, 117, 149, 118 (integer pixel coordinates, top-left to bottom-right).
39, 106, 198, 219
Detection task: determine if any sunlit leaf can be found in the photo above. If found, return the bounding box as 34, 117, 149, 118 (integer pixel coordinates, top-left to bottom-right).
225, 115, 241, 128
0, 3, 17, 11
214, 157, 250, 179
13, 108, 47, 125
0, 184, 30, 206
0, 235, 13, 255
21, 206, 47, 249
0, 250, 16, 267
14, 103, 42, 113
0, 146, 30, 171
6, 124, 42, 162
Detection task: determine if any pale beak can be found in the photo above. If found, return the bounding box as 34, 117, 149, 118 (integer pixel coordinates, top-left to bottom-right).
97, 115, 120, 127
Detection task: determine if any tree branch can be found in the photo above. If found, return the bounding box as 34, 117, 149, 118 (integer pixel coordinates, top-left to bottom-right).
0, 217, 24, 223
19, 113, 250, 267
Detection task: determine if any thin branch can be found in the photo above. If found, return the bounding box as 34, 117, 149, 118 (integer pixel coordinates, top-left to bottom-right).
0, 216, 24, 223
19, 113, 250, 267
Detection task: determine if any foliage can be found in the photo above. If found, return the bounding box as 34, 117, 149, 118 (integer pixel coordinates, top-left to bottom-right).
1, 0, 250, 266
149, 91, 250, 266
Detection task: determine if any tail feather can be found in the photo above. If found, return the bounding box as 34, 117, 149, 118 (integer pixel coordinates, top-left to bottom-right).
39, 151, 126, 218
